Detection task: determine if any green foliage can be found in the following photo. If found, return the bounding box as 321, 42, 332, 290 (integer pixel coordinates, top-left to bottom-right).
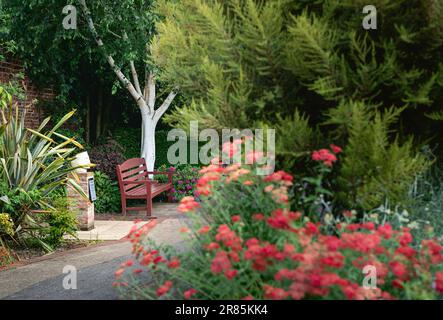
94, 171, 121, 213
112, 127, 141, 160
0, 86, 88, 251
0, 95, 88, 199
0, 213, 14, 237
258, 109, 317, 172
0, 0, 15, 59
43, 197, 78, 247
112, 127, 207, 168
3, 0, 157, 94
408, 167, 443, 240
325, 101, 430, 209
157, 164, 201, 201
153, 0, 439, 210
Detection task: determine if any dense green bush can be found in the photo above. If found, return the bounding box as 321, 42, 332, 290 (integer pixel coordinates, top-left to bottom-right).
408, 167, 443, 239
94, 171, 121, 213
152, 0, 440, 211
112, 127, 207, 169
40, 197, 78, 248
89, 138, 126, 181
0, 182, 78, 251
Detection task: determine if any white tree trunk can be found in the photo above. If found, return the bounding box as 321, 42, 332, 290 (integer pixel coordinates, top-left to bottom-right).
80, 0, 178, 175
141, 111, 156, 173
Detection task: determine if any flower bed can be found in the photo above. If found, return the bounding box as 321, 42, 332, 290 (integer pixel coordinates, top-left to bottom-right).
114, 142, 443, 300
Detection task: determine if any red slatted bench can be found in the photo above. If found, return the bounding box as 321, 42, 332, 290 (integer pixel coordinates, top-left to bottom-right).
116, 158, 174, 216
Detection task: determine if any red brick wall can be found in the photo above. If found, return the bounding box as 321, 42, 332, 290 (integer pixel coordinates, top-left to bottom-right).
0, 56, 55, 128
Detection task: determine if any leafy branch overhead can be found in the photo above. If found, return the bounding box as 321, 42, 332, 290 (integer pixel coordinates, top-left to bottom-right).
77, 0, 177, 171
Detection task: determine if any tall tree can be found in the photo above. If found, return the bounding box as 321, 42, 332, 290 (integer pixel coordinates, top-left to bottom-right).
151, 0, 443, 209
4, 0, 177, 170
78, 0, 177, 172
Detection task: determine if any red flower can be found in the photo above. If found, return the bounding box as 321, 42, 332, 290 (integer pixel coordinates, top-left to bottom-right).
140, 254, 153, 266
211, 251, 232, 274
421, 240, 443, 264
153, 256, 164, 264
345, 223, 361, 232
224, 269, 238, 280
392, 279, 404, 289
178, 196, 200, 213
399, 231, 413, 246
125, 260, 134, 267
229, 251, 240, 262
320, 235, 341, 251
330, 144, 342, 154
435, 272, 443, 294
267, 209, 299, 231
231, 215, 241, 223
167, 258, 181, 269
252, 213, 265, 221
222, 141, 239, 157
246, 151, 264, 164
311, 149, 337, 167
395, 246, 416, 259
263, 285, 289, 300
341, 232, 381, 253
390, 261, 408, 279
343, 210, 354, 218
156, 281, 173, 297
264, 171, 293, 183
115, 268, 125, 278
198, 225, 211, 234
377, 224, 393, 239
205, 242, 220, 251
184, 288, 197, 299
274, 268, 296, 281
215, 225, 243, 251
305, 222, 319, 235
321, 252, 345, 268
361, 222, 375, 231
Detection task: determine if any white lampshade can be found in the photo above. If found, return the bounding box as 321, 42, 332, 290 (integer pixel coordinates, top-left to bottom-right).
71, 151, 91, 173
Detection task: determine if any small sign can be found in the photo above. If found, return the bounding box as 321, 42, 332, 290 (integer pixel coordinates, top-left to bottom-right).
88, 177, 97, 202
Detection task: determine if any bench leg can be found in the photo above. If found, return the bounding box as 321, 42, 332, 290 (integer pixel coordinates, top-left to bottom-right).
147, 198, 152, 216
168, 189, 174, 202
121, 197, 127, 216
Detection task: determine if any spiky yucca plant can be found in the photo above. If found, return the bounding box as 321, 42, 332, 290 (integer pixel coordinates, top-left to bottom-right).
0, 85, 89, 251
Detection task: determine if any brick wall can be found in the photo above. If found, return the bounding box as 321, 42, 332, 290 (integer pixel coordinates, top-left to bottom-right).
0, 55, 55, 128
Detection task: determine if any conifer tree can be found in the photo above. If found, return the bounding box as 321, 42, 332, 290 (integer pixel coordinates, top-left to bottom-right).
152, 0, 442, 209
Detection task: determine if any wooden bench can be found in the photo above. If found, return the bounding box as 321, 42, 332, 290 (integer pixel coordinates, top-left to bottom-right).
116, 158, 173, 216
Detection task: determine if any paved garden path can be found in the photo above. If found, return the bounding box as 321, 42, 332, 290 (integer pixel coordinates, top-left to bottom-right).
0, 204, 188, 300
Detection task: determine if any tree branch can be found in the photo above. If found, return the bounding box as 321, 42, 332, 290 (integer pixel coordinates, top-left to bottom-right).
79, 0, 145, 107
153, 89, 177, 123
130, 61, 142, 95
143, 68, 150, 100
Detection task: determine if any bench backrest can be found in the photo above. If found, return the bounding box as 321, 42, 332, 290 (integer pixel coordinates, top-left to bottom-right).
116, 158, 148, 192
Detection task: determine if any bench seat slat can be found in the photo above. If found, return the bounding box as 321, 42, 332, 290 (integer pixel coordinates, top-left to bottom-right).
125, 182, 172, 198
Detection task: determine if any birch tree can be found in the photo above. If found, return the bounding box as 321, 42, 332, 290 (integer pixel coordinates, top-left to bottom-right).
78, 0, 177, 172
